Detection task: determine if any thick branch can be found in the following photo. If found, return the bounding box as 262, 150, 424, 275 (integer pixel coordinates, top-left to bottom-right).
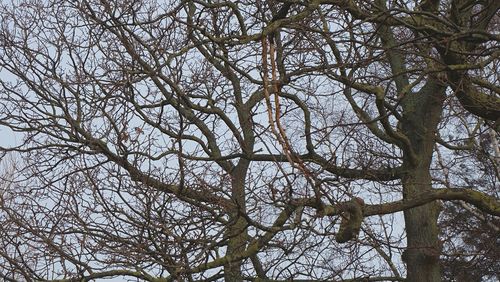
317, 189, 499, 218
364, 188, 500, 216
447, 73, 500, 122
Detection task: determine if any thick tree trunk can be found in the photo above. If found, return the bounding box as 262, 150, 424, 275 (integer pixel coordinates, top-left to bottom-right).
401, 80, 446, 282
402, 168, 441, 282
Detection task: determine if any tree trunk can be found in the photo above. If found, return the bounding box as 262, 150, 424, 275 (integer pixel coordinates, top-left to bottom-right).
224, 160, 250, 282
403, 168, 441, 281
401, 80, 446, 282
224, 216, 247, 282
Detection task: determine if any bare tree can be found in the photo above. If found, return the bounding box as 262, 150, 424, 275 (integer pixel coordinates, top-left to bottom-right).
0, 0, 498, 281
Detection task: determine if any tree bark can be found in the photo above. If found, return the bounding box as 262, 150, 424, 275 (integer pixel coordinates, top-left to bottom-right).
401, 79, 446, 282
224, 101, 254, 281
402, 168, 442, 281
224, 160, 250, 282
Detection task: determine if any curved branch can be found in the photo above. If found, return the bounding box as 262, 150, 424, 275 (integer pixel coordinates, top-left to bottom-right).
448, 73, 500, 122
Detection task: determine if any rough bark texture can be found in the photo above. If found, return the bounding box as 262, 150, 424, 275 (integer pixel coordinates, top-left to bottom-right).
401, 79, 446, 282
402, 169, 442, 282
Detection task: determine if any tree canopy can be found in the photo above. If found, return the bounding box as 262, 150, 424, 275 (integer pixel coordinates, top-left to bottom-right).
0, 0, 499, 281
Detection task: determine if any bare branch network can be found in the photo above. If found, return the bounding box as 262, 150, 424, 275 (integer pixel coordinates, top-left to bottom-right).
0, 0, 499, 281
